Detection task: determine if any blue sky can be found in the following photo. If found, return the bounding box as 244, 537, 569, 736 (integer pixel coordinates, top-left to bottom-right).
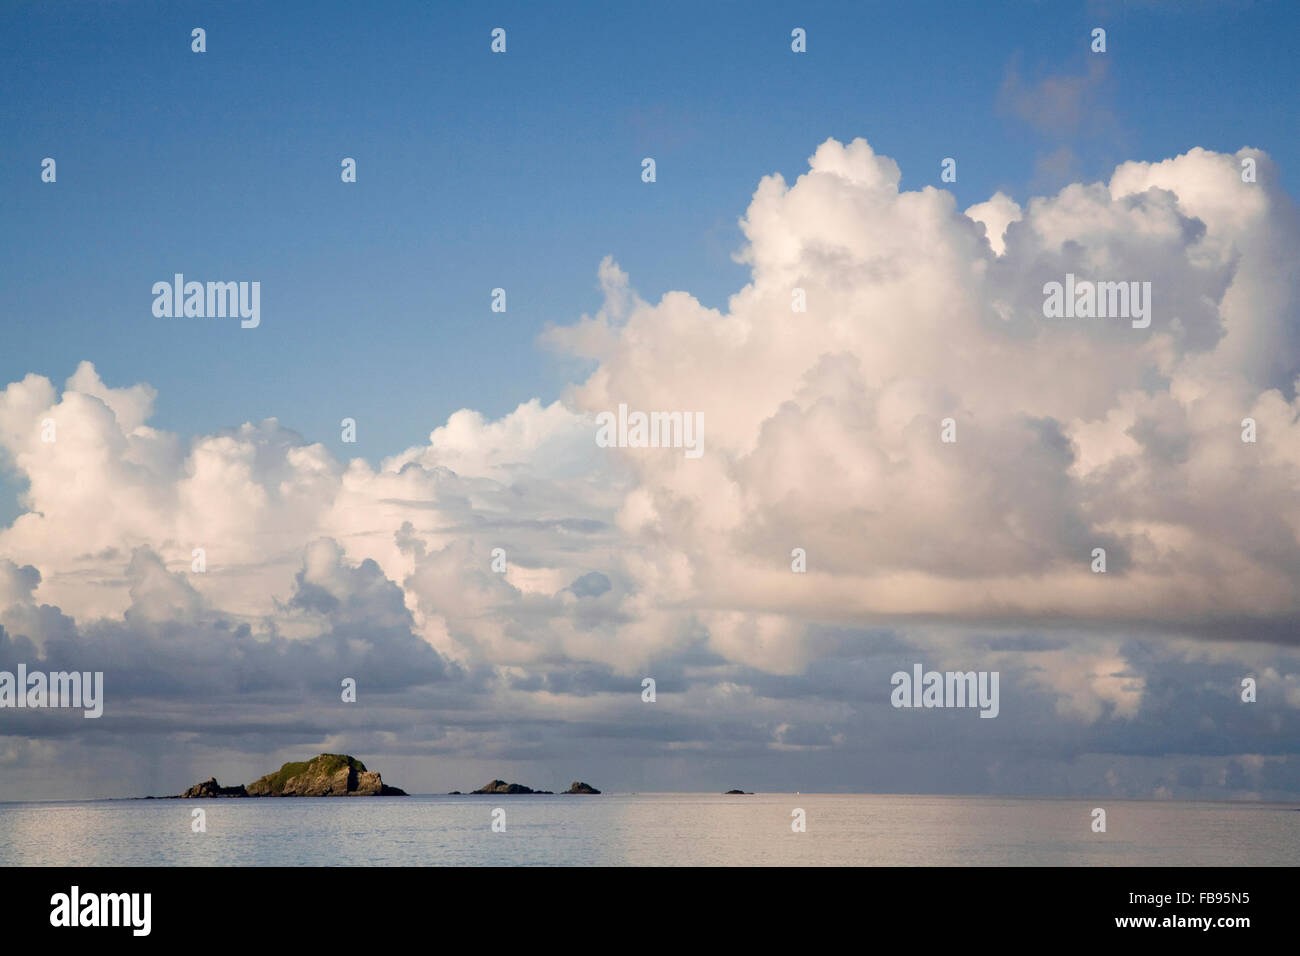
3, 0, 1295, 479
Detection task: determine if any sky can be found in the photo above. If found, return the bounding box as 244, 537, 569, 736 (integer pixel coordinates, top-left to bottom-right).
1, 0, 1299, 801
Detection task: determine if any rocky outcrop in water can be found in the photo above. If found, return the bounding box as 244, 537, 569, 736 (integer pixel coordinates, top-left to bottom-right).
564, 781, 600, 794
471, 779, 553, 794
180, 777, 248, 798
174, 754, 406, 797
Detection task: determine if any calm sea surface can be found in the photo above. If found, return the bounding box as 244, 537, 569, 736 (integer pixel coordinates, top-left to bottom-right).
1, 794, 1296, 866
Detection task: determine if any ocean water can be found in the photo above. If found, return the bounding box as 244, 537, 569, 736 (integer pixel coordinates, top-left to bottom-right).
1, 794, 1296, 866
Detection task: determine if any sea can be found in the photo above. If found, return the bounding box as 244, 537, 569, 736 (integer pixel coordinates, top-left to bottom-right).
1, 793, 1296, 866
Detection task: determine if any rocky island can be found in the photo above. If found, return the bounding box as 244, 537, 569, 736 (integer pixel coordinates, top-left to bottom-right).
471, 779, 553, 794
170, 753, 407, 797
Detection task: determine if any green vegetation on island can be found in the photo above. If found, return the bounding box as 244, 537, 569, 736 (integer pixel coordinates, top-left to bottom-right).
172, 753, 407, 798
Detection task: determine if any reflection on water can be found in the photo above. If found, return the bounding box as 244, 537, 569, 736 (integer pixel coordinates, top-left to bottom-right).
0, 794, 1296, 866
